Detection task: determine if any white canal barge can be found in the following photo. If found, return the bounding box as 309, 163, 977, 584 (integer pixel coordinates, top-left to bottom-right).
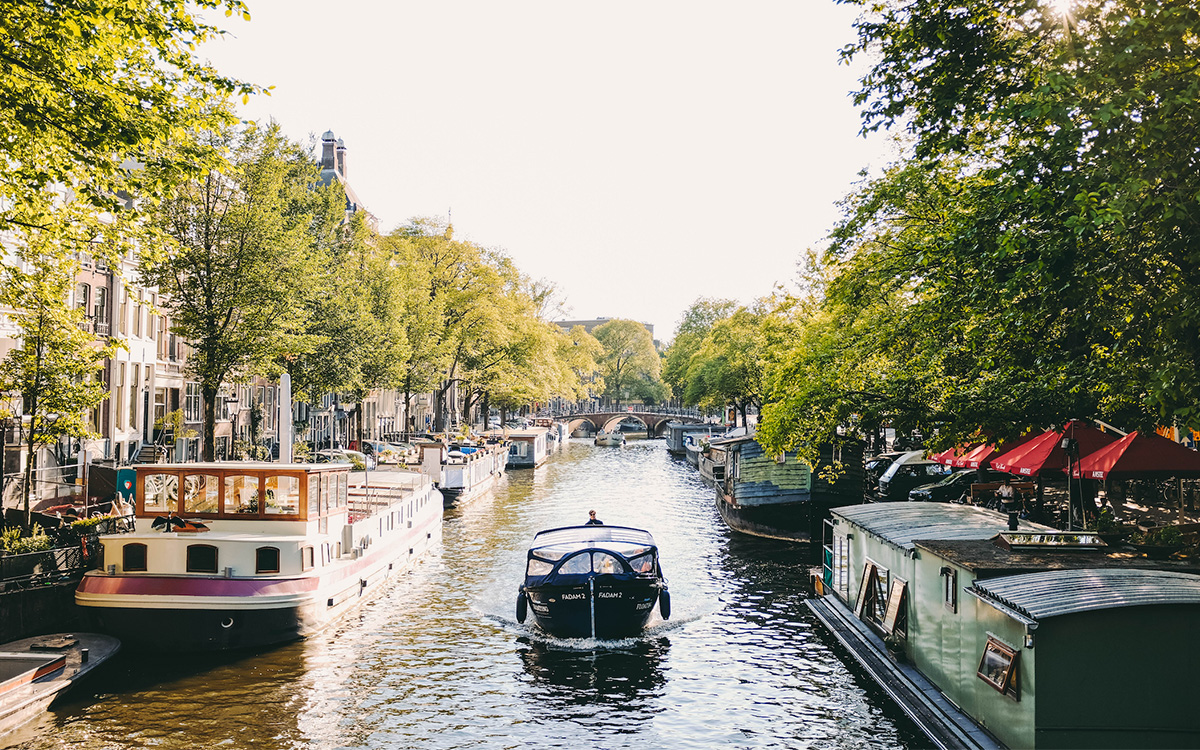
75, 462, 442, 651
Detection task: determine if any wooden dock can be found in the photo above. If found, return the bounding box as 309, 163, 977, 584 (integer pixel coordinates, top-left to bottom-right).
805, 594, 1004, 750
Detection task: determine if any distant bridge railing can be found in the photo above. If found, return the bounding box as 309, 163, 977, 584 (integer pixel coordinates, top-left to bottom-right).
551, 406, 708, 419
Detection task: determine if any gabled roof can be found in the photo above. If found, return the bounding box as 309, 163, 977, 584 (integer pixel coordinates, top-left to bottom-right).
970, 568, 1200, 620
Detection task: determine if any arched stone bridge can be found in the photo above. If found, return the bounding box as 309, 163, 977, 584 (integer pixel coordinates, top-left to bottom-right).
559, 411, 706, 438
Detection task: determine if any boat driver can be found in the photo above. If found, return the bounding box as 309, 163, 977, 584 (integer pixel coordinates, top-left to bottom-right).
586, 510, 604, 525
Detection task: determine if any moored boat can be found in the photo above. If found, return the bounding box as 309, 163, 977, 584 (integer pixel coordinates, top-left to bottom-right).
0, 633, 120, 740
436, 442, 507, 507
594, 431, 625, 447
75, 462, 442, 651
516, 525, 669, 639
714, 434, 864, 547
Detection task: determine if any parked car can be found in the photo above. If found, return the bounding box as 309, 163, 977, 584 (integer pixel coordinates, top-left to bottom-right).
908, 468, 1011, 503
865, 451, 905, 490
312, 448, 377, 471
877, 450, 951, 501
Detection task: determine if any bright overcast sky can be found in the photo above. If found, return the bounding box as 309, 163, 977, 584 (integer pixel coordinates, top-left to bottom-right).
202, 1, 893, 340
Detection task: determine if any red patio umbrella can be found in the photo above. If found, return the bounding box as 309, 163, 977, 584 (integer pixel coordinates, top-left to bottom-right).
932, 444, 979, 467
1072, 431, 1200, 480
991, 420, 1119, 477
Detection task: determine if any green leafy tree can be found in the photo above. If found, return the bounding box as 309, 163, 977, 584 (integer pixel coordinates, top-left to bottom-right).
684, 304, 770, 427
0, 246, 120, 527
1, 0, 257, 250
593, 319, 661, 409
663, 297, 737, 405
143, 123, 317, 460
761, 0, 1200, 459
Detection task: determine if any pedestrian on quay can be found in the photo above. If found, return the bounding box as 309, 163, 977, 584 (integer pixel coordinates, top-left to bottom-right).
586, 510, 603, 525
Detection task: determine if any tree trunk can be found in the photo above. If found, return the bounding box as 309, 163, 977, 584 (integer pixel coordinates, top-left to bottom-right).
481, 392, 490, 432
202, 384, 218, 462
22, 428, 36, 531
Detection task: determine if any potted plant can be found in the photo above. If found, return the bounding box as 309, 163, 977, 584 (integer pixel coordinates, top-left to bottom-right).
1129, 525, 1184, 559
1093, 508, 1134, 544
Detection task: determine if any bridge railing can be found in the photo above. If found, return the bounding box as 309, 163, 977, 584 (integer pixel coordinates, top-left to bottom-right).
551, 405, 708, 419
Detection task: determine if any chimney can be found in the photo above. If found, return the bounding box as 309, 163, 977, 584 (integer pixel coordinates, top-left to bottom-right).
336, 138, 348, 180
320, 130, 337, 171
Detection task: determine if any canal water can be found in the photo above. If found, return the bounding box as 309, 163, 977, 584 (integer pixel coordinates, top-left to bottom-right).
9, 438, 924, 750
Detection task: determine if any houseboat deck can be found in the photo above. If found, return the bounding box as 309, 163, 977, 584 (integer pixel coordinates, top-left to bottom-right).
806, 593, 1003, 750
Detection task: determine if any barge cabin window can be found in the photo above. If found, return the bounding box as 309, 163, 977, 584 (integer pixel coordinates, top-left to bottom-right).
186, 544, 219, 574
256, 546, 280, 574
183, 474, 219, 514
143, 474, 177, 513
122, 543, 148, 572
301, 546, 315, 571
977, 637, 1019, 699
225, 474, 260, 514
265, 476, 300, 515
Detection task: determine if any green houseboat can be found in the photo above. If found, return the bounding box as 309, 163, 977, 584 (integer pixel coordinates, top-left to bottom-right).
813, 503, 1200, 749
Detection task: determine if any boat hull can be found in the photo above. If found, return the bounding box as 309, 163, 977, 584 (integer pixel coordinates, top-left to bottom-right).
76, 522, 439, 652
0, 633, 120, 740
716, 491, 819, 543
525, 579, 661, 639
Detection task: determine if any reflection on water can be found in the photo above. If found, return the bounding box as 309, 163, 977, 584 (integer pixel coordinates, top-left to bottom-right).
8, 438, 924, 750
516, 636, 670, 716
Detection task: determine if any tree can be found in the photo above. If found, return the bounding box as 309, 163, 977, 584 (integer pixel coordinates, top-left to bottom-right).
684, 304, 770, 427
0, 244, 119, 527
758, 0, 1200, 459
1, 0, 257, 248
592, 320, 661, 408
142, 123, 317, 460
663, 297, 737, 405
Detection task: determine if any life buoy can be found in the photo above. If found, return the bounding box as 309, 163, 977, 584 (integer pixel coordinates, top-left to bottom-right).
516, 589, 528, 624
659, 588, 671, 620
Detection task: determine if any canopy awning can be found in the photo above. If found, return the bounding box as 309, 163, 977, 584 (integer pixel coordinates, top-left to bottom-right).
934, 432, 1038, 469
1073, 430, 1200, 480
992, 420, 1119, 477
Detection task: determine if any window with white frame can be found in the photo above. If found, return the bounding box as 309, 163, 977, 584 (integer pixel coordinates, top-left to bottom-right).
184, 382, 202, 423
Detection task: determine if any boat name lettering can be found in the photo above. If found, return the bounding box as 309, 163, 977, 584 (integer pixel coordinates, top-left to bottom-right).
560, 593, 586, 600
597, 592, 621, 599
635, 602, 653, 610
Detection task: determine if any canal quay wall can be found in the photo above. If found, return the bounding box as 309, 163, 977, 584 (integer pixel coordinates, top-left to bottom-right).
0, 579, 83, 642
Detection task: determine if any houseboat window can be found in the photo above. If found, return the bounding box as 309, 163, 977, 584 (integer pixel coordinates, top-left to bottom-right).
122, 543, 147, 572
224, 475, 259, 514
301, 546, 315, 571
628, 552, 655, 574
881, 579, 908, 637
143, 474, 178, 513
265, 476, 300, 515
186, 544, 218, 574
182, 474, 219, 514
592, 552, 622, 574
558, 553, 592, 575
256, 546, 280, 574
320, 473, 331, 510
977, 637, 1019, 697
941, 567, 958, 612
854, 560, 889, 625
338, 474, 348, 508
308, 475, 320, 514
527, 558, 554, 576
319, 517, 328, 535
510, 442, 528, 457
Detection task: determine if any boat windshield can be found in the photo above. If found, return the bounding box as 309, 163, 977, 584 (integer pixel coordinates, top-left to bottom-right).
531, 525, 655, 548
531, 542, 652, 561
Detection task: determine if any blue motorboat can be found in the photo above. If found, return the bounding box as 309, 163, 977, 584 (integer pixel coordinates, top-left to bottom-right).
516, 525, 670, 639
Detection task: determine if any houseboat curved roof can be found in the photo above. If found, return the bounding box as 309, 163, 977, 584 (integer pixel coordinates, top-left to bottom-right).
832, 504, 1055, 552
970, 568, 1200, 620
